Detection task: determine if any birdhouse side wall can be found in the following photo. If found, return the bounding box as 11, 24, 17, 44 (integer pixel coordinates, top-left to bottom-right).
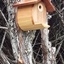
16, 6, 34, 27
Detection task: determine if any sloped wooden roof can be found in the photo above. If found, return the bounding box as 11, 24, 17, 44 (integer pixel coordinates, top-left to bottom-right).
13, 0, 40, 7
42, 0, 55, 12
13, 0, 55, 12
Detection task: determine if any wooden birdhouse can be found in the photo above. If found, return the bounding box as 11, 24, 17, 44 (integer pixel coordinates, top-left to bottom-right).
13, 0, 55, 31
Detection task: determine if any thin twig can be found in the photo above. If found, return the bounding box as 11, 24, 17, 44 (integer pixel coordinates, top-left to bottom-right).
0, 26, 8, 30
0, 50, 10, 64
35, 47, 41, 60
59, 53, 64, 64
32, 31, 40, 47
52, 35, 64, 43
55, 40, 63, 57
0, 31, 7, 50
0, 10, 9, 26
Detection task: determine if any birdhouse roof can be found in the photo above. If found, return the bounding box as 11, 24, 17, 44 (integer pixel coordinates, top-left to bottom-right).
42, 0, 55, 12
13, 0, 55, 12
13, 0, 40, 7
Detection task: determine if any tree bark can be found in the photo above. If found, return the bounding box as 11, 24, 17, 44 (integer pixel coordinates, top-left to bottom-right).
41, 29, 56, 64
18, 30, 36, 64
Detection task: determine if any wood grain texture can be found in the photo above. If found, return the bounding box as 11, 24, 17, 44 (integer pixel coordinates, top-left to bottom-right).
17, 6, 33, 27
19, 24, 50, 31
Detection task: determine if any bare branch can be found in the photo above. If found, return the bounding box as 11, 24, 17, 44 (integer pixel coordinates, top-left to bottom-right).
52, 35, 64, 43
0, 26, 8, 30
0, 10, 9, 26
0, 50, 10, 64
55, 40, 63, 57
0, 31, 6, 51
59, 53, 64, 64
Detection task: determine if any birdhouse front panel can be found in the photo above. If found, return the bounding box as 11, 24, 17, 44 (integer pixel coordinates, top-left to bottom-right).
16, 2, 50, 31
32, 2, 47, 24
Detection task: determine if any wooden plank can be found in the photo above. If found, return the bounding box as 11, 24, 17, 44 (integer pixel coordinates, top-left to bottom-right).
19, 23, 50, 31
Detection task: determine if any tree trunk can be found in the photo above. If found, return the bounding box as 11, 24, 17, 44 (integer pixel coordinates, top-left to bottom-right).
18, 31, 36, 64
41, 28, 56, 64
6, 0, 56, 64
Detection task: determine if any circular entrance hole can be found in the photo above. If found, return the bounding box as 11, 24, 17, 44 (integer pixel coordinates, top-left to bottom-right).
38, 3, 43, 12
